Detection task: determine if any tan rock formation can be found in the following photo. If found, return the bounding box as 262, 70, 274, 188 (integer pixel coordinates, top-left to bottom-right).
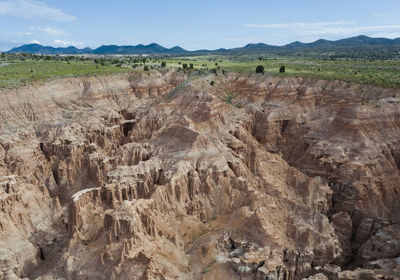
0, 70, 399, 279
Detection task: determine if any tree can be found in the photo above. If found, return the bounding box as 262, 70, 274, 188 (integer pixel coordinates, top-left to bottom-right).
189, 63, 194, 69
279, 66, 285, 73
144, 65, 149, 71
161, 61, 166, 67
256, 65, 264, 74
182, 63, 188, 70
1, 52, 5, 59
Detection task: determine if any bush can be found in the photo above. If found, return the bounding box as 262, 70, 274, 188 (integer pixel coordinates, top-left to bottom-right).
161, 61, 166, 67
183, 63, 188, 70
224, 93, 234, 104
144, 65, 149, 71
210, 81, 214, 86
279, 66, 285, 73
256, 65, 264, 74
189, 63, 194, 69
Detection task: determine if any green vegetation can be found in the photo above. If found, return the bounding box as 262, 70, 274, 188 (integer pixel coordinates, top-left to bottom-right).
0, 60, 131, 88
0, 53, 135, 88
1, 52, 400, 89
202, 267, 211, 273
224, 93, 234, 104
162, 55, 400, 88
256, 65, 264, 74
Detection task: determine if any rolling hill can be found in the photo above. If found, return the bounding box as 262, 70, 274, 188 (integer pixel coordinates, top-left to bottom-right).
6, 35, 400, 58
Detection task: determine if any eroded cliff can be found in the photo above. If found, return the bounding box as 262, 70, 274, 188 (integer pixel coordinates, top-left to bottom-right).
0, 70, 399, 280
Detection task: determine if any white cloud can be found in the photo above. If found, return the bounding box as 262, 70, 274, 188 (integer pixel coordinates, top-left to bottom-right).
29, 39, 41, 44
370, 32, 400, 39
0, 30, 33, 36
244, 21, 352, 29
372, 13, 389, 17
54, 39, 84, 48
29, 26, 67, 36
244, 21, 400, 38
297, 25, 400, 36
0, 0, 76, 21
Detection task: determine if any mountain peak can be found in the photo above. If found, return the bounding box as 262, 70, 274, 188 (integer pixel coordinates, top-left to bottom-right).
6, 35, 400, 55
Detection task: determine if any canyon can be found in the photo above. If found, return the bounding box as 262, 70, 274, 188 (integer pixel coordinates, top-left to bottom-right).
0, 69, 399, 279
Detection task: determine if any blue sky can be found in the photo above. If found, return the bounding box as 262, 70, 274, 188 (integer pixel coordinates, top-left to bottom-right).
0, 0, 400, 51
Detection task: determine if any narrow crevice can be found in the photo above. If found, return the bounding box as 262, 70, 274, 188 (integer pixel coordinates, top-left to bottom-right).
52, 169, 59, 186
229, 237, 236, 251
122, 121, 135, 137
39, 142, 51, 161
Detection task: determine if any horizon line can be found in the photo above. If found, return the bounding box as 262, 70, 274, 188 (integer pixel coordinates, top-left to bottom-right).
5, 34, 400, 53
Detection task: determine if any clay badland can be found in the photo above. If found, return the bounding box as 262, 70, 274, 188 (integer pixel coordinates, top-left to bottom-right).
0, 69, 400, 279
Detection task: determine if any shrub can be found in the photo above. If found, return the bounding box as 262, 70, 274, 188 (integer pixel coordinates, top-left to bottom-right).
183, 63, 188, 70
161, 61, 166, 67
279, 66, 285, 73
144, 65, 149, 71
256, 65, 264, 74
224, 93, 234, 104
210, 81, 214, 86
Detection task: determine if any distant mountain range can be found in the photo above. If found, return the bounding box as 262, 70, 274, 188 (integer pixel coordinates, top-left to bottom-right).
7, 44, 93, 55
7, 42, 188, 55
6, 35, 400, 55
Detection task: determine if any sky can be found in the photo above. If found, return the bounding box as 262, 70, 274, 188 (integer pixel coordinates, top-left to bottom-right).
0, 0, 400, 51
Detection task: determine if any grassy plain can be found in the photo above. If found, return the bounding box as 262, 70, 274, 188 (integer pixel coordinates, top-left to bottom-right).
1, 54, 400, 88
162, 56, 400, 88
0, 60, 131, 88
